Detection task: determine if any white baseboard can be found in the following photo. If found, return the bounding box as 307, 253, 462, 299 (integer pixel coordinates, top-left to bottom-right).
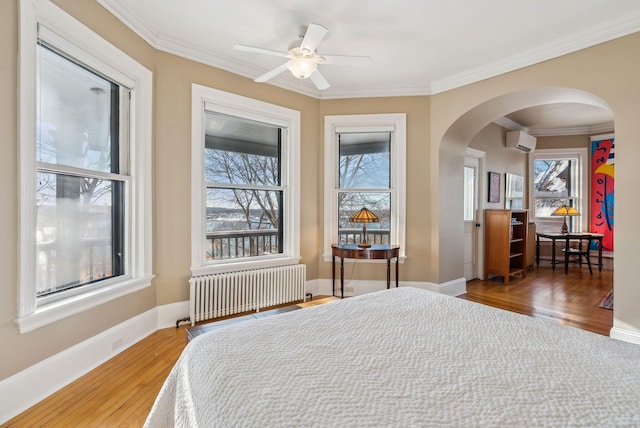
0, 302, 189, 425
156, 300, 190, 328
610, 326, 640, 345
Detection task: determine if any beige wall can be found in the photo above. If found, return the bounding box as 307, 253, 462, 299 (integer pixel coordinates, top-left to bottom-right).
469, 123, 528, 209
536, 134, 590, 151
2, 0, 640, 382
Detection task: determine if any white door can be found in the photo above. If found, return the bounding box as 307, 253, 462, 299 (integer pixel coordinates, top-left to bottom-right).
463, 154, 480, 280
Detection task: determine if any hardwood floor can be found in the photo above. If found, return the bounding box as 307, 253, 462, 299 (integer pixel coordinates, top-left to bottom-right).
462, 266, 613, 336
3, 270, 613, 427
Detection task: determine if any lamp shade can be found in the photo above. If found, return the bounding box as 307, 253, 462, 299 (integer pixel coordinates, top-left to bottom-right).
349, 207, 379, 248
551, 205, 580, 234
349, 207, 380, 223
551, 205, 580, 217
286, 57, 317, 79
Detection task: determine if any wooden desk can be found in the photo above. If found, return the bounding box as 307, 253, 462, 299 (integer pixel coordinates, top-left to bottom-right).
535, 232, 604, 274
331, 244, 400, 299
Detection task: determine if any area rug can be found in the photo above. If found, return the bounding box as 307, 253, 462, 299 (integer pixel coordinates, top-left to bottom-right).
599, 291, 613, 310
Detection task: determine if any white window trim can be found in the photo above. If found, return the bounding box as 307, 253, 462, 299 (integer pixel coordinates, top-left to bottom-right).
528, 147, 588, 232
17, 0, 153, 333
323, 114, 407, 262
190, 84, 301, 276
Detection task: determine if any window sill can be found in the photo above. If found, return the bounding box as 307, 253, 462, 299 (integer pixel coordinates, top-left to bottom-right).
15, 276, 154, 333
190, 256, 302, 277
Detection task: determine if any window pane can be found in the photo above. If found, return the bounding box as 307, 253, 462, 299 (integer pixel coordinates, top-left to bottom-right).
205, 188, 282, 260
204, 112, 281, 185
339, 132, 390, 189
338, 192, 390, 245
37, 44, 119, 173
535, 198, 577, 233
463, 166, 475, 221
534, 159, 571, 197
36, 172, 124, 296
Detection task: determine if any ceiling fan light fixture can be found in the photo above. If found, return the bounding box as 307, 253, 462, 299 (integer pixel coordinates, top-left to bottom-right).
286, 57, 317, 79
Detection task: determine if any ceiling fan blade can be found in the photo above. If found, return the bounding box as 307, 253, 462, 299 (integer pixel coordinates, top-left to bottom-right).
234, 44, 290, 59
309, 70, 330, 90
321, 55, 371, 67
300, 23, 328, 53
254, 63, 289, 82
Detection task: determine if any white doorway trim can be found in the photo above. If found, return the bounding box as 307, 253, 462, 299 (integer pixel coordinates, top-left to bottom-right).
465, 147, 486, 280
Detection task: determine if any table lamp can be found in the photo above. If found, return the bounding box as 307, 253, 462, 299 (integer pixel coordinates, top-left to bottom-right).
551, 205, 580, 234
349, 207, 379, 247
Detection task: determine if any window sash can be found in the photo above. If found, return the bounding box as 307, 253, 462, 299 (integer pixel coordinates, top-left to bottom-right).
35, 41, 130, 303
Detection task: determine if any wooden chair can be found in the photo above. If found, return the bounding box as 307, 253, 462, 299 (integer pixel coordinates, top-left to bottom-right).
562, 238, 593, 275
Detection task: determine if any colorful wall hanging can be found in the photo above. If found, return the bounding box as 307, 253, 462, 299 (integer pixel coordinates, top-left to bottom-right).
590, 134, 614, 252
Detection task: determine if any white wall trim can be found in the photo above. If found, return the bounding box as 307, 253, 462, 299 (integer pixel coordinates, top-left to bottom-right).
0, 303, 183, 424
610, 327, 640, 345
156, 300, 190, 329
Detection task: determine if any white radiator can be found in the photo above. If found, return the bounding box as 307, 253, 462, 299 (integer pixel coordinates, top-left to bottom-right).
189, 264, 307, 325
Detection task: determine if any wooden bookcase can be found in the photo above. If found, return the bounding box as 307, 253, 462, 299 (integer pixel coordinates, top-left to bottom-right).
484, 209, 528, 284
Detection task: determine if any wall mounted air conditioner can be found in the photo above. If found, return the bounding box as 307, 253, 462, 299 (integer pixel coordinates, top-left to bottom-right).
506, 131, 536, 153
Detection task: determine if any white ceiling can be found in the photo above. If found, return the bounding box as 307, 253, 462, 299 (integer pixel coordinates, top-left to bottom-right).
97, 0, 638, 135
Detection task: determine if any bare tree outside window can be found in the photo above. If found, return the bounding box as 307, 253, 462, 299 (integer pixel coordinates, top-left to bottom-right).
534, 158, 577, 233
203, 112, 283, 260
337, 132, 392, 245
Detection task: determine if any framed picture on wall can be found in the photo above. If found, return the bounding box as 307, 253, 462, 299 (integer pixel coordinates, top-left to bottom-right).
505, 173, 524, 209
488, 171, 500, 203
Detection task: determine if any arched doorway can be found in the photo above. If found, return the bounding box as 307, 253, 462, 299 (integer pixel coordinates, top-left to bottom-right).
437, 87, 613, 285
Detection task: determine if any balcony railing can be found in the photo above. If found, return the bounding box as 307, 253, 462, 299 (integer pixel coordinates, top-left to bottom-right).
205, 228, 392, 260
36, 237, 113, 296
338, 228, 391, 246
206, 229, 280, 260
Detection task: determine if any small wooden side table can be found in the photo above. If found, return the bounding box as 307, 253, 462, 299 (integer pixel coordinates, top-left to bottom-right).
331, 244, 400, 299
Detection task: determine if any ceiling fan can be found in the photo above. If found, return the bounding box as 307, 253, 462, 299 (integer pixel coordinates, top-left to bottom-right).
234, 23, 371, 90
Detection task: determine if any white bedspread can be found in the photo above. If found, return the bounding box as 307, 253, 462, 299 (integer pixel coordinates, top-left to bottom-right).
145, 287, 640, 427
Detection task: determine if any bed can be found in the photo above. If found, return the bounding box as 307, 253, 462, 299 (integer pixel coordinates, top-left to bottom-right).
145, 287, 640, 427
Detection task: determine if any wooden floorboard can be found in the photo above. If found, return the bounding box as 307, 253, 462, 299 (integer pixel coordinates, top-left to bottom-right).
2, 271, 614, 426
461, 266, 613, 336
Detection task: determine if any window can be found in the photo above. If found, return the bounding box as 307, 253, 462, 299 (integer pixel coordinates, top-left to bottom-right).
323, 114, 406, 260
463, 165, 476, 221
191, 85, 300, 275
18, 0, 153, 332
36, 43, 127, 302
531, 149, 587, 234
204, 112, 283, 260
338, 131, 391, 245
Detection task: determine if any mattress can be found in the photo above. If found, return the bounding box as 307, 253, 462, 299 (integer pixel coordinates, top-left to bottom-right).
145, 287, 640, 427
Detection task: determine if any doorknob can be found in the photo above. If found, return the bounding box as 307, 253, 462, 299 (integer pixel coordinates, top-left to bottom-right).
475, 223, 481, 228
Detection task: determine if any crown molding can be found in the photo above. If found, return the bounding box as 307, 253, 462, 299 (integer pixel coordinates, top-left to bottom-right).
430, 10, 640, 95
493, 116, 527, 132
495, 116, 614, 137
98, 0, 640, 99
528, 122, 614, 137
